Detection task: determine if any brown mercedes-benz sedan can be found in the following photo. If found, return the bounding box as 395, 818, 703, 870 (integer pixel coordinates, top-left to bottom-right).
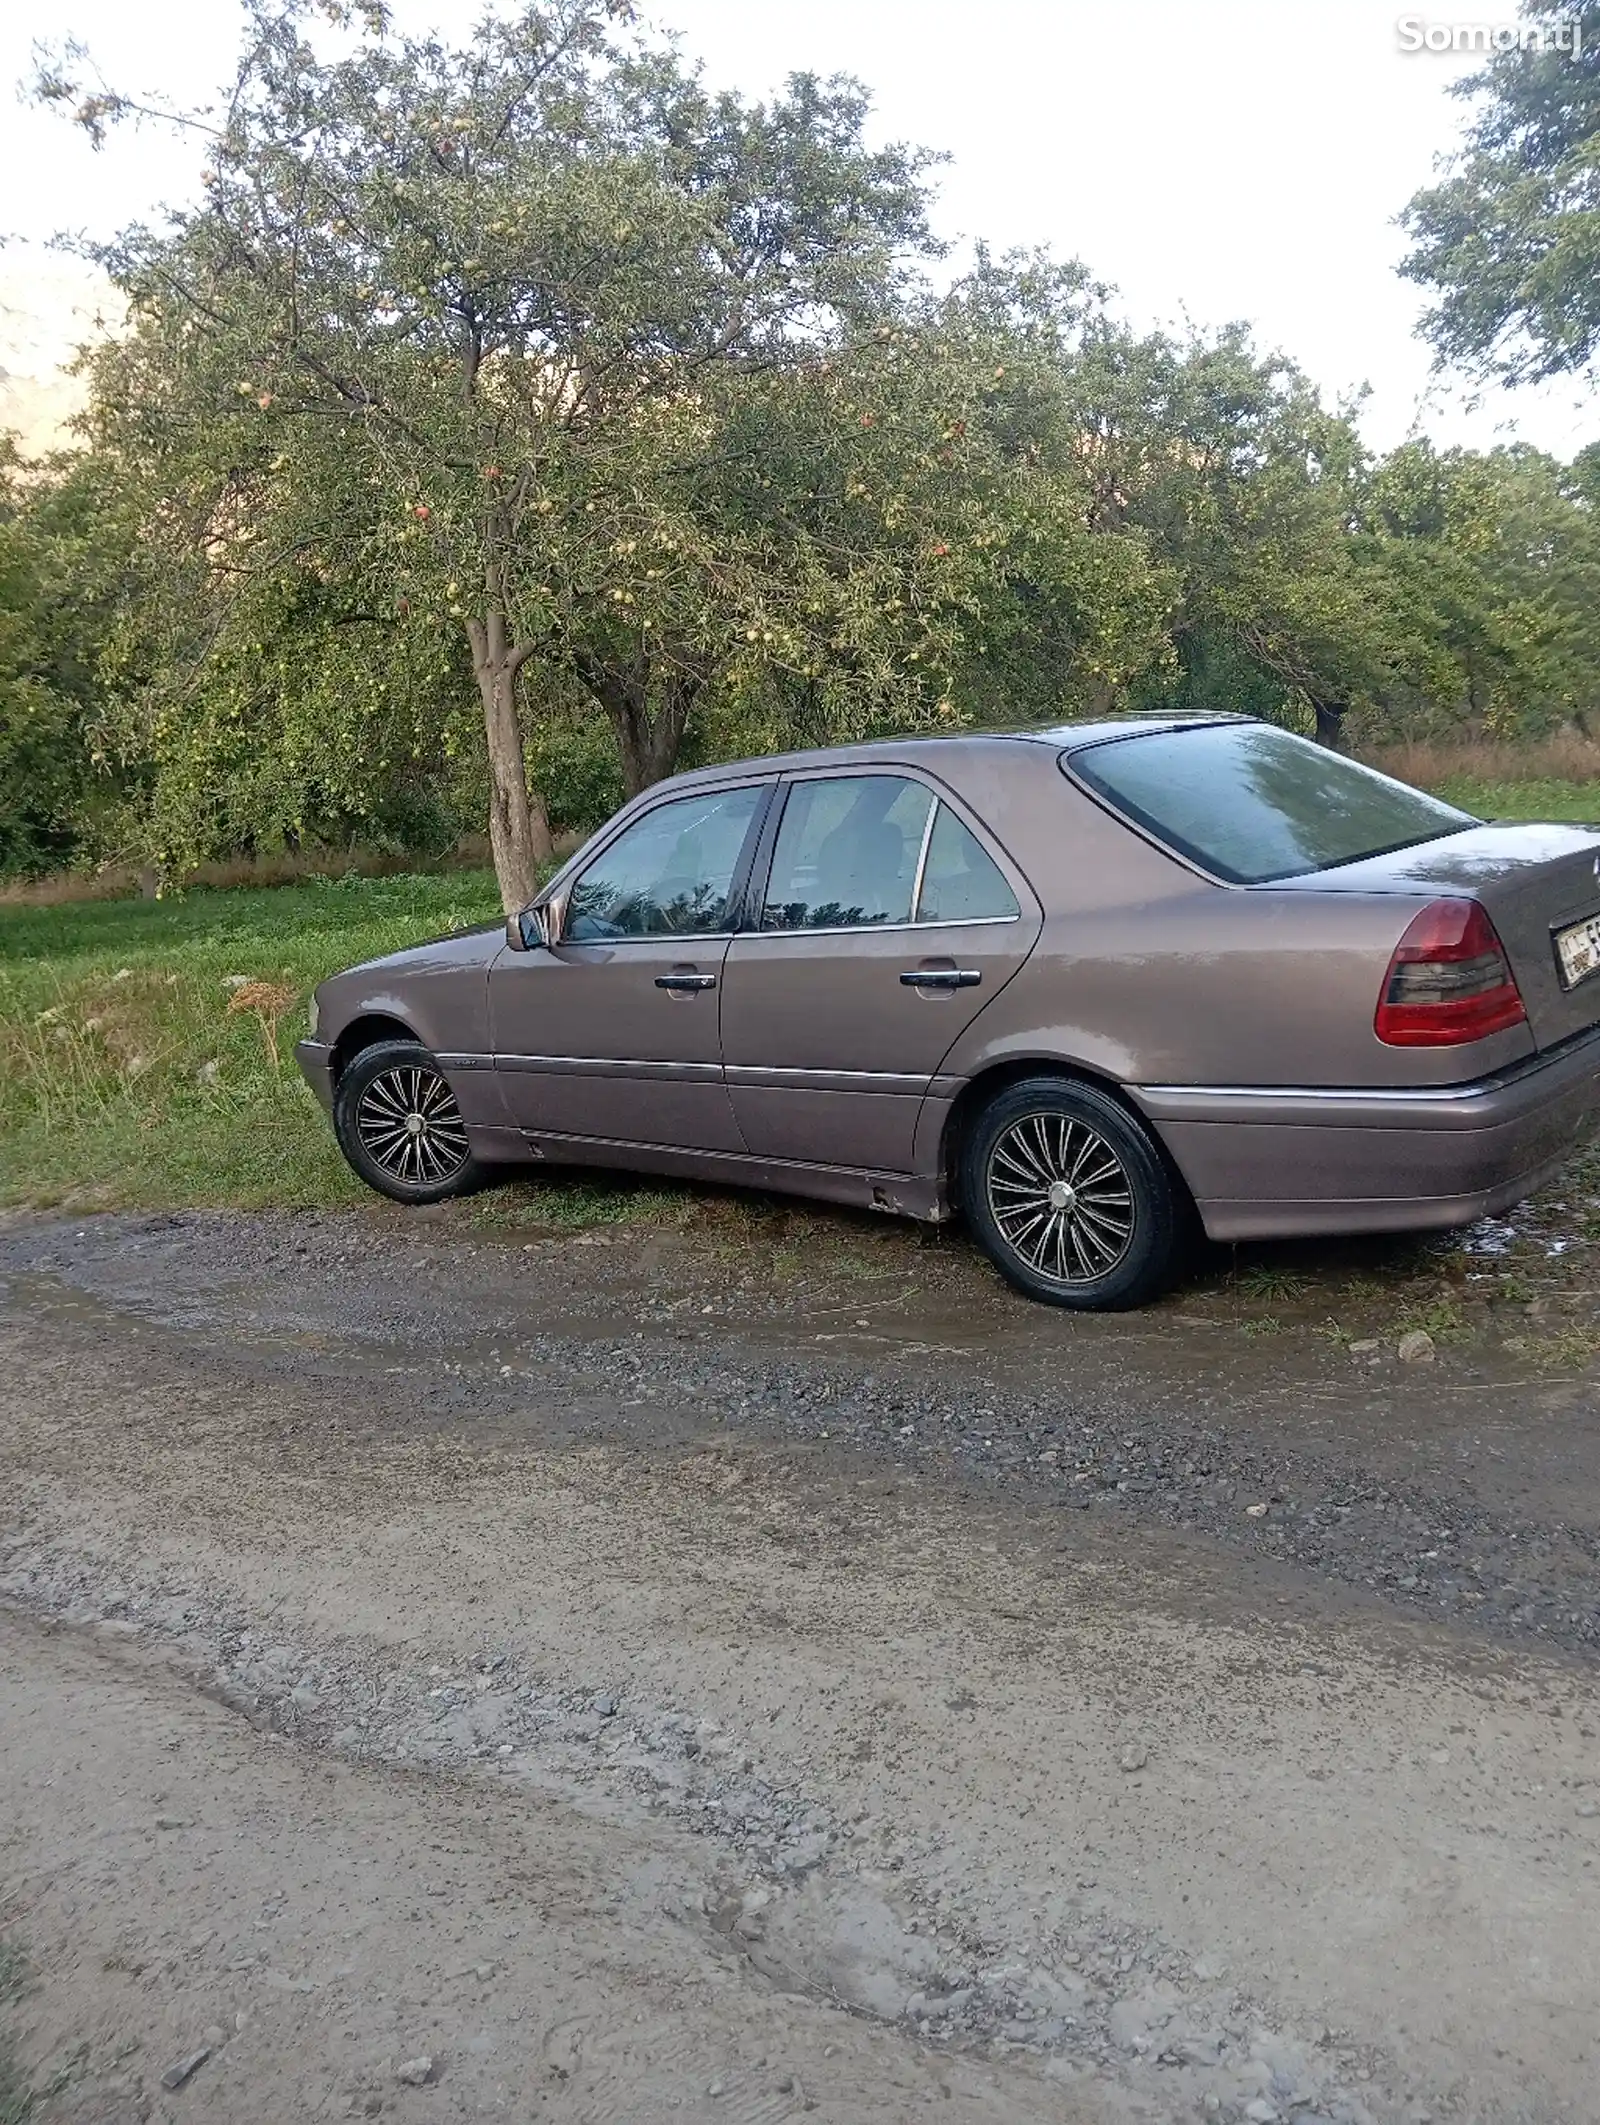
297, 716, 1600, 1308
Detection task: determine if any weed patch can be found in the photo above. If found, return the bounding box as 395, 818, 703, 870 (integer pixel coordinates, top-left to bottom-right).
0, 875, 823, 1240
1394, 1296, 1467, 1342
1236, 1266, 1310, 1304
0, 873, 500, 1212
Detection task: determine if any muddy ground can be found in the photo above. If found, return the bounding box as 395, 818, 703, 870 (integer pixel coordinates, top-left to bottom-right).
2, 1201, 1599, 2125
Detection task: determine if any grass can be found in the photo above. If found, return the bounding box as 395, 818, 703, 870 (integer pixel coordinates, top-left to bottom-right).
0, 868, 955, 1286
1393, 1295, 1468, 1342
1429, 776, 1600, 824
1368, 734, 1600, 824
1234, 1265, 1310, 1304
0, 867, 818, 1238
458, 1173, 701, 1232
0, 871, 504, 1211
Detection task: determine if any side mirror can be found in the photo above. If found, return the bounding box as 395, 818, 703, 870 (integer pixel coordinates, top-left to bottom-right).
505, 895, 564, 952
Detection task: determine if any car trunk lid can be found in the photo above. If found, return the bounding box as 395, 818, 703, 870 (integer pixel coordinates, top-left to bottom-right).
1272, 822, 1600, 1050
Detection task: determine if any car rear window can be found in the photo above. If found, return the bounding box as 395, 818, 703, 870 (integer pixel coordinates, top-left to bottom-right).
1066, 723, 1478, 884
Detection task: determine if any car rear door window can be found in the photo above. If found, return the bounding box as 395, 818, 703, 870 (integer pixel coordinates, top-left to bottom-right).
565, 785, 764, 940
915, 804, 1020, 922
761, 775, 933, 930
1068, 722, 1477, 884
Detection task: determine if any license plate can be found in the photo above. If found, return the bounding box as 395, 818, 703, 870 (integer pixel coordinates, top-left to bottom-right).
1555, 912, 1600, 989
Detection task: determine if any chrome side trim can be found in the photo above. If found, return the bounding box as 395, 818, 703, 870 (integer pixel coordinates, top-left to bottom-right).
1137, 1081, 1497, 1107
1132, 1029, 1600, 1134
497, 912, 1022, 948
742, 914, 1022, 942
554, 931, 735, 949
727, 1064, 927, 1096
1137, 1020, 1600, 1112
483, 1055, 929, 1095
520, 1126, 910, 1182
492, 1054, 724, 1083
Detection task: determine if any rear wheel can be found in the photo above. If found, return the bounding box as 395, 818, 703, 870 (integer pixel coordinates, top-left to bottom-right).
333, 1040, 483, 1205
961, 1076, 1180, 1310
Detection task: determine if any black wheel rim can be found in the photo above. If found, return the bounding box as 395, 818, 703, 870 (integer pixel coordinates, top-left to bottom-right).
985, 1111, 1135, 1284
355, 1064, 470, 1188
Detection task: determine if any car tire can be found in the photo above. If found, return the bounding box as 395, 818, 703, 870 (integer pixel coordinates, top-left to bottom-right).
961, 1076, 1181, 1311
333, 1039, 485, 1205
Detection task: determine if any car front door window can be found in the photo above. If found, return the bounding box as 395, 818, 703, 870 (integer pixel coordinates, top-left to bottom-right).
567, 786, 764, 942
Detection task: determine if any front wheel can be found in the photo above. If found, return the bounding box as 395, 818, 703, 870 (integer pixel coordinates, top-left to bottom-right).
333, 1039, 484, 1205
960, 1076, 1181, 1310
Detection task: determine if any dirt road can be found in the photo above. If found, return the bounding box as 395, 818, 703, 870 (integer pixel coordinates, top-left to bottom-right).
2, 1207, 1599, 2124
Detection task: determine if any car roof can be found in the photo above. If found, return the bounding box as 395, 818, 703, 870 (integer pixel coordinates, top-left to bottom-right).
663, 713, 1254, 790
1017, 712, 1253, 752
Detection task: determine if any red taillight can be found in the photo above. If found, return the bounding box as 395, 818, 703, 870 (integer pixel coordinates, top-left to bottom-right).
1374, 898, 1527, 1047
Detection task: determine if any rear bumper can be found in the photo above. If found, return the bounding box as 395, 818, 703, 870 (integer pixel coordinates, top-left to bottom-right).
1132, 1023, 1600, 1241
295, 1038, 336, 1118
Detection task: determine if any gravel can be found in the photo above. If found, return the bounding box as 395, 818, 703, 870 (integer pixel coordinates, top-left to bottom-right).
1, 1208, 1595, 2125
529, 1338, 1600, 1655
3, 1210, 1597, 1656
0, 1538, 1387, 2124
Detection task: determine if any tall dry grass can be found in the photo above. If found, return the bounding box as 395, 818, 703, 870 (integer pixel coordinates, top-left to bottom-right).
0, 837, 495, 910
0, 828, 598, 910
1365, 733, 1600, 789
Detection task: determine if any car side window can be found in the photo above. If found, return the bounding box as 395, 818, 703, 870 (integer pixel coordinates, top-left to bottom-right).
565, 785, 764, 941
915, 804, 1020, 923
761, 775, 933, 931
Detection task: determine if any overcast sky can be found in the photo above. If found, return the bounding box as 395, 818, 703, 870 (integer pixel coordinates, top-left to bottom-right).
2, 0, 1592, 457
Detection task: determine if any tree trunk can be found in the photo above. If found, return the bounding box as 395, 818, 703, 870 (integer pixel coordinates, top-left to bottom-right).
573, 650, 705, 798
613, 661, 656, 798
1311, 698, 1347, 750
468, 615, 554, 915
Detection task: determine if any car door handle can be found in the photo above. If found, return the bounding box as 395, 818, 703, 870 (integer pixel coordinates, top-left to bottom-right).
655, 971, 718, 992
900, 968, 981, 990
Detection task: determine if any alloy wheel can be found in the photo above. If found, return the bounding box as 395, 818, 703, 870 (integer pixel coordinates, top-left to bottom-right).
984, 1110, 1136, 1284
353, 1064, 471, 1189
